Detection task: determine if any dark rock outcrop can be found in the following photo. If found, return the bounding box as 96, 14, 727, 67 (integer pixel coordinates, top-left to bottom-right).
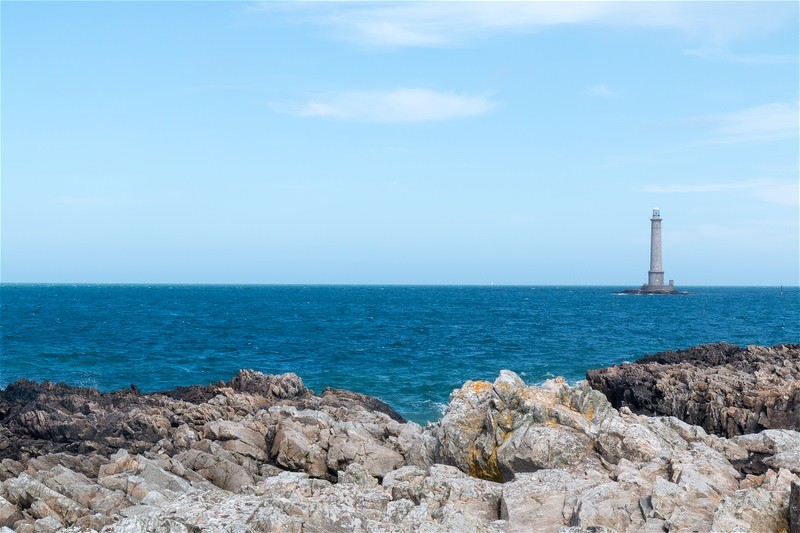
586, 343, 800, 438
0, 370, 403, 463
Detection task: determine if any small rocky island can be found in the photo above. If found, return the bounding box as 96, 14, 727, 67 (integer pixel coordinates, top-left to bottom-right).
1, 344, 798, 532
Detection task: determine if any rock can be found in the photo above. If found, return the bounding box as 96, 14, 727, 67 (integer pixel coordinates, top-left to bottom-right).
32, 516, 63, 533
594, 416, 665, 465
174, 448, 254, 492
36, 465, 99, 508
570, 481, 646, 531
319, 387, 406, 423
327, 428, 404, 480
270, 416, 329, 479
500, 470, 596, 531
764, 448, 800, 474
669, 442, 740, 498
337, 463, 378, 487
587, 343, 800, 438
229, 370, 310, 400
435, 378, 500, 480
790, 480, 800, 533
424, 464, 502, 523
0, 496, 23, 527
733, 429, 800, 455
5, 473, 86, 525
713, 486, 790, 532
497, 423, 593, 477
203, 420, 265, 447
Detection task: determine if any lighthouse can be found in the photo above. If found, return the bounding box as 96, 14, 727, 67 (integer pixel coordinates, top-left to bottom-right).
622, 208, 679, 294
648, 208, 664, 288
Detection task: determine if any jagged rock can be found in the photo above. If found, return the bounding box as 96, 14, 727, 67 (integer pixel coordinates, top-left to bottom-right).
734, 429, 800, 455
790, 480, 800, 533
497, 423, 593, 477
587, 343, 800, 438
0, 496, 23, 527
173, 448, 254, 492
31, 516, 63, 533
337, 462, 379, 487
326, 425, 404, 480
571, 481, 647, 530
270, 411, 330, 479
501, 470, 591, 532
764, 448, 800, 474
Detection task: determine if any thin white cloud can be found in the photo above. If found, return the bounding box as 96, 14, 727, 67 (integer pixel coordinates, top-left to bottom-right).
641, 182, 762, 194
641, 179, 799, 207
582, 84, 616, 98
258, 2, 797, 48
275, 89, 497, 123
691, 101, 799, 144
53, 195, 112, 206
750, 182, 800, 207
684, 48, 798, 65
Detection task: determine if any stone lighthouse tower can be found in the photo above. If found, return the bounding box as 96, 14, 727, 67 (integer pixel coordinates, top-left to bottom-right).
623, 208, 678, 294
648, 207, 664, 287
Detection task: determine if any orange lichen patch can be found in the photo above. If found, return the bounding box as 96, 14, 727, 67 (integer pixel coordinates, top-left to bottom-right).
452, 381, 495, 403
584, 405, 595, 421
467, 381, 495, 394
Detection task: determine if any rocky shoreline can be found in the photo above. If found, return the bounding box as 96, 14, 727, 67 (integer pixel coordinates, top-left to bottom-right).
0, 344, 798, 532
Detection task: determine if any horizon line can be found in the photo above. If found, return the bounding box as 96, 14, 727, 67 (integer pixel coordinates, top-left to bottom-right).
1, 282, 797, 288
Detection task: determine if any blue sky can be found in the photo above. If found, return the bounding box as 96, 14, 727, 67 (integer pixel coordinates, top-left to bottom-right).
2, 2, 798, 285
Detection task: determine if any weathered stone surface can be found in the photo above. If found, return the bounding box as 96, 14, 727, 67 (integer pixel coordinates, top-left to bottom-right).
790, 480, 800, 533
587, 343, 800, 438
173, 448, 254, 492
0, 496, 23, 527
497, 423, 593, 476
500, 470, 602, 532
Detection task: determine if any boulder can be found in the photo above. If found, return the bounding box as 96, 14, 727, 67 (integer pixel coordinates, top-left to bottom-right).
0, 496, 23, 528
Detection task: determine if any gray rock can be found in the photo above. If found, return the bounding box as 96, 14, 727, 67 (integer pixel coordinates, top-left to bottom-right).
174, 448, 254, 492
338, 463, 379, 487
764, 448, 800, 474
497, 423, 593, 478
569, 481, 646, 531
733, 429, 800, 455
500, 470, 591, 532
790, 480, 800, 533
0, 496, 23, 528
32, 516, 63, 533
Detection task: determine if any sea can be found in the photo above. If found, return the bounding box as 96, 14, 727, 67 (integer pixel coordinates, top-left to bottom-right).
1, 285, 798, 424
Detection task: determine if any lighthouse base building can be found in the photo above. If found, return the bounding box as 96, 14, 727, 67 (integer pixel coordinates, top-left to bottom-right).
623, 208, 680, 295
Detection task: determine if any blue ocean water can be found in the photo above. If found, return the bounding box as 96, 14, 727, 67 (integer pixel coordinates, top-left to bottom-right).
1, 285, 798, 423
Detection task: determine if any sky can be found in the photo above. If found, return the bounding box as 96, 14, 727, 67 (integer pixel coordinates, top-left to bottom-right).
1, 1, 798, 285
